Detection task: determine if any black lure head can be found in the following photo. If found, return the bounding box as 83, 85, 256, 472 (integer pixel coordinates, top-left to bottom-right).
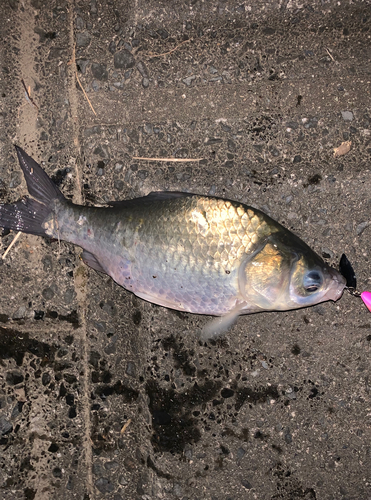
339, 253, 357, 290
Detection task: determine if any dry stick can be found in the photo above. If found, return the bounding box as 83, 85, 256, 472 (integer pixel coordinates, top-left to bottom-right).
21, 79, 39, 109
68, 45, 97, 116
132, 156, 203, 162
2, 231, 22, 259
325, 48, 336, 62
75, 71, 97, 116
120, 419, 132, 435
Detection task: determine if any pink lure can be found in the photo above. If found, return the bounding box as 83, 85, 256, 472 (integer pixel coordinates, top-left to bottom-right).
361, 291, 371, 312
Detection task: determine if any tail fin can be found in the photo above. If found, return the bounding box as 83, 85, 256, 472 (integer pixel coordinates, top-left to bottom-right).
0, 146, 65, 237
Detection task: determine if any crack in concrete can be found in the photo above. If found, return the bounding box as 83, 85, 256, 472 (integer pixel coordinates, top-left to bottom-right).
66, 1, 94, 498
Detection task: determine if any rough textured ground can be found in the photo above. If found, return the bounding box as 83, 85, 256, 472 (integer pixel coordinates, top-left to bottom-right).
0, 1, 370, 499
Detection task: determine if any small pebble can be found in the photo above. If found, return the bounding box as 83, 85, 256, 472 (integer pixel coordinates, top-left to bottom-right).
0, 416, 12, 435
6, 370, 24, 386
284, 428, 292, 444
95, 477, 114, 494
114, 50, 135, 70
91, 80, 100, 91
341, 110, 354, 121
241, 479, 252, 489
183, 75, 196, 86
108, 40, 116, 54
76, 32, 90, 48
91, 63, 108, 81
356, 221, 370, 235
137, 61, 149, 78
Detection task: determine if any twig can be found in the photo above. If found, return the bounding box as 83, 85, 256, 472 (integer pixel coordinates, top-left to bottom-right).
75, 71, 97, 116
132, 156, 203, 162
68, 45, 97, 116
148, 39, 190, 57
120, 419, 132, 435
21, 79, 39, 109
325, 48, 336, 62
2, 231, 22, 259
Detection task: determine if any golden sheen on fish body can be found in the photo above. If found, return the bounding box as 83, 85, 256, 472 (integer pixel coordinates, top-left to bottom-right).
0, 147, 346, 338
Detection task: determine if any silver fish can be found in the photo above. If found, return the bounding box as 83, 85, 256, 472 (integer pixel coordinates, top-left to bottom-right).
0, 147, 345, 338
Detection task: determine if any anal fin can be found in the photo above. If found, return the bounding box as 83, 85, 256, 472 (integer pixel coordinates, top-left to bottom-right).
82, 251, 107, 274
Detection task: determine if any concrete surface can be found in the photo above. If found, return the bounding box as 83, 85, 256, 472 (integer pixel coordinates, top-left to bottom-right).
0, 0, 370, 499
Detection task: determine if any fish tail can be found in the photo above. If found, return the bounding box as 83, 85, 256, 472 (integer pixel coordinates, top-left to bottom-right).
0, 146, 66, 237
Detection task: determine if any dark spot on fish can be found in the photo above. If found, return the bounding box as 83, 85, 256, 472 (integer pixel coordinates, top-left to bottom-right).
291, 344, 301, 355
225, 270, 230, 274
307, 173, 322, 185
132, 310, 142, 325
152, 275, 157, 278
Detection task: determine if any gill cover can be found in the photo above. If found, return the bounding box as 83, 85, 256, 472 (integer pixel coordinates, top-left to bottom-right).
240, 241, 292, 310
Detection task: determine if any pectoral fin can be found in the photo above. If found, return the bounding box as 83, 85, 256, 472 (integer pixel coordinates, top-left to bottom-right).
82, 251, 107, 274
201, 302, 247, 341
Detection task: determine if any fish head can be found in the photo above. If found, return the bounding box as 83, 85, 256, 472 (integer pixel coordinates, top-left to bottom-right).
240, 231, 346, 312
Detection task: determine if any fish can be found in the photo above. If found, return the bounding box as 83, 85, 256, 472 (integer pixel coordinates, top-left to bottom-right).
0, 146, 346, 338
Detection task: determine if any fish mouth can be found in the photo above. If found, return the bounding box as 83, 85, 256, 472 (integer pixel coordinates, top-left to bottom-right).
323, 269, 347, 302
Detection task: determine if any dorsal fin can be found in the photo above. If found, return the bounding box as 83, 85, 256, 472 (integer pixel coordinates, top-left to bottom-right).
107, 191, 194, 208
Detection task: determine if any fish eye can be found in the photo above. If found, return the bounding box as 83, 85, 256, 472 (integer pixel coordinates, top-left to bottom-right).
303, 270, 323, 292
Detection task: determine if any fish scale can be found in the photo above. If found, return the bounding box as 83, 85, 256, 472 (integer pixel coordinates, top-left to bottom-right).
105, 195, 278, 315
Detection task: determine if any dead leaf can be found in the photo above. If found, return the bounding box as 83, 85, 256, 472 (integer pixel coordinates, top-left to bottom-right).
333, 140, 352, 158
